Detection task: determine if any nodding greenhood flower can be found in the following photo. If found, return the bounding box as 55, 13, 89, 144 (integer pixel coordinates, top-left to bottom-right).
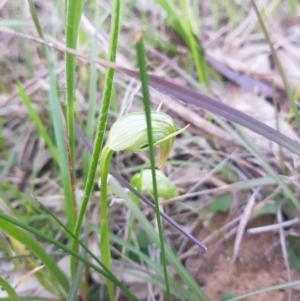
130, 169, 179, 200
106, 111, 189, 168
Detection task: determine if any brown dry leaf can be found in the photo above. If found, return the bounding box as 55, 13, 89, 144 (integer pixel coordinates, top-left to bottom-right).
221, 90, 300, 157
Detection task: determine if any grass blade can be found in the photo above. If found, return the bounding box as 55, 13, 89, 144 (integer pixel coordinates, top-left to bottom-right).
179, 0, 208, 85
65, 0, 84, 169
35, 199, 139, 301
84, 30, 98, 180
0, 219, 69, 295
27, 0, 77, 239
0, 211, 140, 301
17, 84, 59, 163
0, 276, 19, 301
135, 29, 171, 300
66, 257, 85, 301
227, 280, 300, 301
48, 54, 77, 231
71, 0, 121, 278
250, 0, 300, 127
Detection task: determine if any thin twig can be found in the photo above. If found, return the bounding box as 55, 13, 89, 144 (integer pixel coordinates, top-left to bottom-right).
247, 217, 300, 234
232, 187, 260, 262
277, 206, 292, 301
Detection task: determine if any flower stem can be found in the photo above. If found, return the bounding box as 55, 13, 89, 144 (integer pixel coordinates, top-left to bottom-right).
99, 145, 115, 301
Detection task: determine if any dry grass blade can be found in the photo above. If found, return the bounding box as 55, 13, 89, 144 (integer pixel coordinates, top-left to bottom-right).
14, 265, 45, 290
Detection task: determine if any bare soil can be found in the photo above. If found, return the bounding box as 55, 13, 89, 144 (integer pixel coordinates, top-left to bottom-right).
185, 214, 300, 301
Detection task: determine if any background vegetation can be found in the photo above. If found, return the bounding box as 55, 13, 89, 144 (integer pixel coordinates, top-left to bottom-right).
1, 0, 300, 300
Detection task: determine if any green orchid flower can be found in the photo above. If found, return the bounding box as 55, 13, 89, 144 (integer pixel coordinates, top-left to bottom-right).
106, 111, 188, 168
130, 169, 179, 200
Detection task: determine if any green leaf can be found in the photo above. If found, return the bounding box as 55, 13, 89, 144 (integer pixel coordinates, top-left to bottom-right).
288, 236, 300, 270
0, 276, 19, 301
220, 293, 238, 301
210, 194, 232, 213
251, 202, 277, 219
288, 254, 300, 271
136, 229, 149, 249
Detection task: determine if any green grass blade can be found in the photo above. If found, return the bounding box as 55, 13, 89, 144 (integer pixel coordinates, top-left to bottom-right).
66, 257, 85, 301
250, 0, 300, 127
84, 34, 98, 179
36, 199, 139, 301
155, 0, 208, 86
65, 0, 84, 170
27, 0, 77, 240
228, 280, 300, 301
135, 30, 171, 300
71, 0, 121, 278
179, 0, 208, 85
0, 218, 69, 295
0, 210, 139, 301
17, 84, 59, 163
48, 53, 77, 231
0, 276, 19, 301
27, 0, 44, 39
0, 132, 23, 183
0, 296, 49, 301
